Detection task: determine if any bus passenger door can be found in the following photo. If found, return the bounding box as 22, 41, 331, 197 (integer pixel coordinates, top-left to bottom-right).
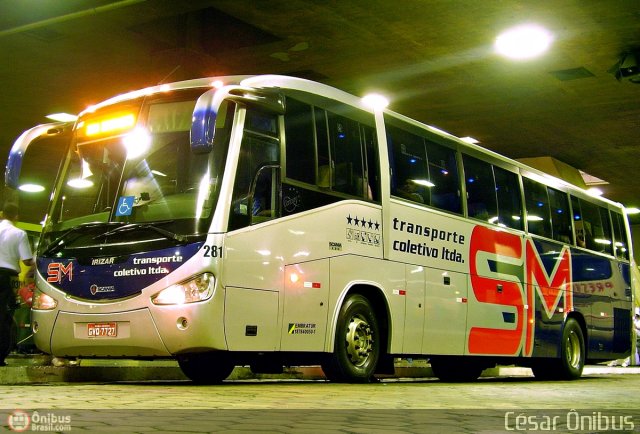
281, 261, 330, 351
422, 268, 468, 355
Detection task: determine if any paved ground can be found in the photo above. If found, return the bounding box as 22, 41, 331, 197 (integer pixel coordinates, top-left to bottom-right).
1, 355, 639, 433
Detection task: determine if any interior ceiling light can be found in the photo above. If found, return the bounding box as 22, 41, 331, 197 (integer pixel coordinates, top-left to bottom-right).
495, 24, 553, 60
625, 207, 640, 215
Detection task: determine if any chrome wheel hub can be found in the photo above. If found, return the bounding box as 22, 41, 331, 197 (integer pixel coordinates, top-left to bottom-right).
345, 315, 373, 367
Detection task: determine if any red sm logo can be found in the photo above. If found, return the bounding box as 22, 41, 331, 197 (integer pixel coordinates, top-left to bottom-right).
468, 225, 572, 357
47, 262, 74, 284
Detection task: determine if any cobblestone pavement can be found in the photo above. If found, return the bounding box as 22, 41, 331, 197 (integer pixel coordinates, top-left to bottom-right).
1, 375, 638, 410
2, 374, 640, 433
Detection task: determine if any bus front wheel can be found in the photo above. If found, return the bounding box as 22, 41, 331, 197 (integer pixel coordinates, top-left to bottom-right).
178, 352, 235, 384
322, 294, 380, 383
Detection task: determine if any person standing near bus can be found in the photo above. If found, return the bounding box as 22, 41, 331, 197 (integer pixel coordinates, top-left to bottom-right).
0, 203, 33, 366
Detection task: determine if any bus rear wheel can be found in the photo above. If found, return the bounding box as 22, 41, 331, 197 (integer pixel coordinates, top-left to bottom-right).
322, 294, 380, 383
531, 318, 585, 381
178, 352, 235, 384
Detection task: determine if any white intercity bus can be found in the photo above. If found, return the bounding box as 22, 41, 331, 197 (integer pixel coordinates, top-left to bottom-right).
6, 75, 635, 382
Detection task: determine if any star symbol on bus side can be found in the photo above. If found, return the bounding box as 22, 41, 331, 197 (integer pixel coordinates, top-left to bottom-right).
347, 215, 353, 225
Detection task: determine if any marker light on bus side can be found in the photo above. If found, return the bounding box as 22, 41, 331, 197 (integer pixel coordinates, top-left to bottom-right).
151, 273, 215, 305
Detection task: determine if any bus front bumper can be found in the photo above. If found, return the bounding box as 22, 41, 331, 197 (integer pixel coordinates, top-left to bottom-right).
33, 308, 172, 357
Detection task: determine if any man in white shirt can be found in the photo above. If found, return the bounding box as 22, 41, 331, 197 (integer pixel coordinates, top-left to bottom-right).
0, 203, 33, 366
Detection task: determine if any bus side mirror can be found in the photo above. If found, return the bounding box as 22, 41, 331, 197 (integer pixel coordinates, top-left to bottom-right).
191, 89, 218, 154
191, 87, 284, 155
5, 122, 72, 188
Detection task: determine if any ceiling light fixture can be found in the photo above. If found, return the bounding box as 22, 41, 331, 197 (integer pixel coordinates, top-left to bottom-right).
615, 51, 640, 83
586, 187, 604, 197
46, 113, 77, 122
460, 136, 480, 144
18, 183, 45, 193
495, 24, 553, 60
362, 93, 389, 111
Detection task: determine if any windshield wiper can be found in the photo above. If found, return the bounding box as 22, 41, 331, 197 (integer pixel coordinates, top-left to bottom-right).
41, 222, 126, 256
93, 221, 187, 244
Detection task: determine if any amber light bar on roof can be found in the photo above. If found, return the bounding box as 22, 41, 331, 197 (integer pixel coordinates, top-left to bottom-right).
78, 113, 136, 138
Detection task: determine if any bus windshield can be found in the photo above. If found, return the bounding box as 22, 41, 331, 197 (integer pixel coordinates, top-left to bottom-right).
40, 93, 235, 256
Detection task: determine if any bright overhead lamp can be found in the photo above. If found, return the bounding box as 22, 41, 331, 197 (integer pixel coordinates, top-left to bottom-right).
460, 136, 479, 144
46, 113, 78, 122
362, 93, 389, 110
67, 178, 93, 189
18, 183, 45, 193
495, 24, 553, 60
586, 187, 603, 197
625, 207, 640, 215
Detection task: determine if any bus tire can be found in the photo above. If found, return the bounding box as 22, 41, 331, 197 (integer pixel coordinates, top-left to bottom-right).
178, 352, 235, 384
532, 318, 585, 381
322, 294, 380, 383
430, 356, 484, 382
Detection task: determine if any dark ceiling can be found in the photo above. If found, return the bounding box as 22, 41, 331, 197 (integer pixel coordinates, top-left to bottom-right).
1, 0, 639, 226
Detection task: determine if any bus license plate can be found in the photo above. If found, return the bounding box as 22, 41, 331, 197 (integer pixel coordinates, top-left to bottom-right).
87, 322, 117, 337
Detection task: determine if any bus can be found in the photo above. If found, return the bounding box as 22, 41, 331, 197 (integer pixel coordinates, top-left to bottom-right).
5, 75, 635, 383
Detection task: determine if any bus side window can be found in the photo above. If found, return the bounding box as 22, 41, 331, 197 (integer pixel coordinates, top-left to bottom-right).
386, 118, 462, 214
387, 124, 429, 204
597, 206, 614, 255
493, 166, 522, 230
426, 140, 462, 214
361, 125, 380, 201
284, 99, 315, 184
462, 155, 497, 224
611, 211, 630, 260
571, 195, 586, 247
251, 164, 280, 224
523, 177, 552, 239
327, 112, 363, 197
229, 108, 280, 231
548, 187, 572, 243
575, 197, 613, 254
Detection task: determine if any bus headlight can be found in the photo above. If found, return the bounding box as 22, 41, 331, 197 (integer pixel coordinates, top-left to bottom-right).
32, 288, 58, 310
151, 273, 215, 305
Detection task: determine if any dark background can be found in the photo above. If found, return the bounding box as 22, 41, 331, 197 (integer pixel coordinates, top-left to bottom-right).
1, 1, 639, 229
